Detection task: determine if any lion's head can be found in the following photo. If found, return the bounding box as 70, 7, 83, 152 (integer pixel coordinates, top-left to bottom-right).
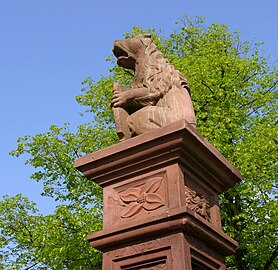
113, 34, 153, 71
113, 34, 190, 95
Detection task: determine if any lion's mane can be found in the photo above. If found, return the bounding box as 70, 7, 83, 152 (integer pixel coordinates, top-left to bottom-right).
140, 37, 191, 96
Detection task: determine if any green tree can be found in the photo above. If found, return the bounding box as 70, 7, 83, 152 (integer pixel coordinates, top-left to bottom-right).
1, 15, 277, 269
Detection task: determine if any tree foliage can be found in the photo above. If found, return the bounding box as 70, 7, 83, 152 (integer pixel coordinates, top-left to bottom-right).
0, 195, 102, 269
1, 15, 277, 269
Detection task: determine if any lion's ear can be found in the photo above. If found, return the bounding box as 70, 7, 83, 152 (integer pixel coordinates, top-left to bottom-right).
143, 33, 152, 40
141, 34, 152, 45
143, 33, 152, 39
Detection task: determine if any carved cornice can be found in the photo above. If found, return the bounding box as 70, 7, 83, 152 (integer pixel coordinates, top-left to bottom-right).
75, 120, 241, 193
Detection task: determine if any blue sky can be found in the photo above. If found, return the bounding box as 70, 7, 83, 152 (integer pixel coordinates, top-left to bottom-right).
1, 0, 277, 214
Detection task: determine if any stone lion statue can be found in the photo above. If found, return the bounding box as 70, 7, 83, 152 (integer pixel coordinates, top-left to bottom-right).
111, 34, 196, 140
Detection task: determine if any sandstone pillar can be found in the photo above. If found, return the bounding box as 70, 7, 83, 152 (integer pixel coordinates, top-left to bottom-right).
75, 120, 241, 269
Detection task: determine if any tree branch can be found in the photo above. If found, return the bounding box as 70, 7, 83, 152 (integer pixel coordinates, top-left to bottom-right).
264, 245, 278, 270
24, 262, 39, 270
240, 82, 277, 110
201, 80, 215, 94
123, 69, 134, 77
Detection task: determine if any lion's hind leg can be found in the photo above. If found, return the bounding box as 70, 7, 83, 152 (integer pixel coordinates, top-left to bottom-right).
127, 106, 166, 136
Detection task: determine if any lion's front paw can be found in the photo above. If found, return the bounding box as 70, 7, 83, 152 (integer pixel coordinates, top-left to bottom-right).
111, 90, 130, 108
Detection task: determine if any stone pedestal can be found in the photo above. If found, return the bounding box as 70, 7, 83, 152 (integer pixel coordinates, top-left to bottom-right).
75, 120, 241, 270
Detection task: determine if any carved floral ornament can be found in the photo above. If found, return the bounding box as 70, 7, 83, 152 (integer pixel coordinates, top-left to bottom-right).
119, 177, 165, 218
184, 185, 211, 221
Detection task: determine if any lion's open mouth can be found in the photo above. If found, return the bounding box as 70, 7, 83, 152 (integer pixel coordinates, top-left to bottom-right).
113, 45, 128, 59
113, 42, 136, 70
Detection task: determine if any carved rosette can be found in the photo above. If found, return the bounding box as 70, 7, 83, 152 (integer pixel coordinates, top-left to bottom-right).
184, 185, 211, 221
118, 177, 165, 218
